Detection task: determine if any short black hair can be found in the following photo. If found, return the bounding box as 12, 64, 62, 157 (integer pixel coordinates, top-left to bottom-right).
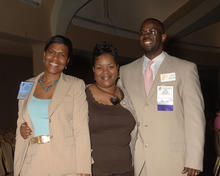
92, 42, 118, 66
44, 35, 73, 58
141, 18, 165, 34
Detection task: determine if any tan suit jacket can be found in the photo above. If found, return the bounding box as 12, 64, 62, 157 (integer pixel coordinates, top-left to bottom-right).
14, 73, 91, 176
119, 53, 205, 176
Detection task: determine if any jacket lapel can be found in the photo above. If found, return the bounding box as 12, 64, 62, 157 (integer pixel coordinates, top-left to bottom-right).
136, 56, 148, 100
22, 73, 44, 129
49, 73, 71, 118
21, 73, 71, 127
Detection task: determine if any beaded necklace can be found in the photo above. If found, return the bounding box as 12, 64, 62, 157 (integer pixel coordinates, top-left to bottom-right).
39, 79, 59, 93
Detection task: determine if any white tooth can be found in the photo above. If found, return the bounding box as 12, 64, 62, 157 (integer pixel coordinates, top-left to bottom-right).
103, 76, 109, 80
50, 63, 58, 66
144, 41, 151, 44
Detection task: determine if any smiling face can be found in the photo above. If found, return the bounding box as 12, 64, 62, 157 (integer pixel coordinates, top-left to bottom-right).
139, 20, 166, 59
93, 53, 119, 89
43, 43, 69, 75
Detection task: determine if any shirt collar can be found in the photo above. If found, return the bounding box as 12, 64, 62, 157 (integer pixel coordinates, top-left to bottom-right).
143, 51, 166, 73
144, 51, 165, 63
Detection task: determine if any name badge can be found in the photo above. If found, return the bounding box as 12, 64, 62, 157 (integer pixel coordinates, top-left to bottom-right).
157, 86, 173, 111
17, 81, 34, 100
160, 72, 176, 82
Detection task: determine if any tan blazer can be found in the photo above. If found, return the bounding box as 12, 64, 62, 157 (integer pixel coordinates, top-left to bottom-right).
119, 53, 205, 176
14, 73, 91, 176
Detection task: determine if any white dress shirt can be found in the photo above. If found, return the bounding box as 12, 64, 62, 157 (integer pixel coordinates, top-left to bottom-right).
142, 51, 166, 80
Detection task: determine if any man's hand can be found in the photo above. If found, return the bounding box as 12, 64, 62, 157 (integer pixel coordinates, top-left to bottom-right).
182, 167, 200, 176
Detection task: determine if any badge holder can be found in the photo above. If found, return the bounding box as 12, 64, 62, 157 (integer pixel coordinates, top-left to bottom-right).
17, 81, 34, 100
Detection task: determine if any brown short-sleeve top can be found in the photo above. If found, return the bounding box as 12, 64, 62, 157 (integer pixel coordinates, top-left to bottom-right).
86, 87, 135, 175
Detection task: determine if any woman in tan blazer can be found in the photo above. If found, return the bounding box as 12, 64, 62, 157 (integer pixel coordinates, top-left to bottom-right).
14, 35, 91, 176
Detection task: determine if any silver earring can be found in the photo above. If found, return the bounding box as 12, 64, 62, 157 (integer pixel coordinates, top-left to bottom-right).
65, 66, 67, 70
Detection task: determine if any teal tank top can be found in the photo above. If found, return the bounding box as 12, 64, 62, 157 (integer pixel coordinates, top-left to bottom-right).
28, 96, 51, 136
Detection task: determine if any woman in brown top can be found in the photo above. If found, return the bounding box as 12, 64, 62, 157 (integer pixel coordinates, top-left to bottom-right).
87, 43, 136, 176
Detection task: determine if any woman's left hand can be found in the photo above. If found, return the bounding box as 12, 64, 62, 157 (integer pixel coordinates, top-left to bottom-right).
20, 122, 32, 139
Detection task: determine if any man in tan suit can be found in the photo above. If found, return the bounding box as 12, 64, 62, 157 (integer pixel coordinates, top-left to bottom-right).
118, 18, 205, 176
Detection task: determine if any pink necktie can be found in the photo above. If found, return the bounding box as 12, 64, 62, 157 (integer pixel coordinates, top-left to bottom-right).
144, 60, 153, 96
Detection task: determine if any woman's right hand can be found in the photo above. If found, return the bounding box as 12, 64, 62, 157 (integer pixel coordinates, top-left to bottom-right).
20, 122, 32, 139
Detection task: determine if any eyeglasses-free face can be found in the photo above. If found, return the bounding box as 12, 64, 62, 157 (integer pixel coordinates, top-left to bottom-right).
43, 43, 69, 75
93, 53, 119, 89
